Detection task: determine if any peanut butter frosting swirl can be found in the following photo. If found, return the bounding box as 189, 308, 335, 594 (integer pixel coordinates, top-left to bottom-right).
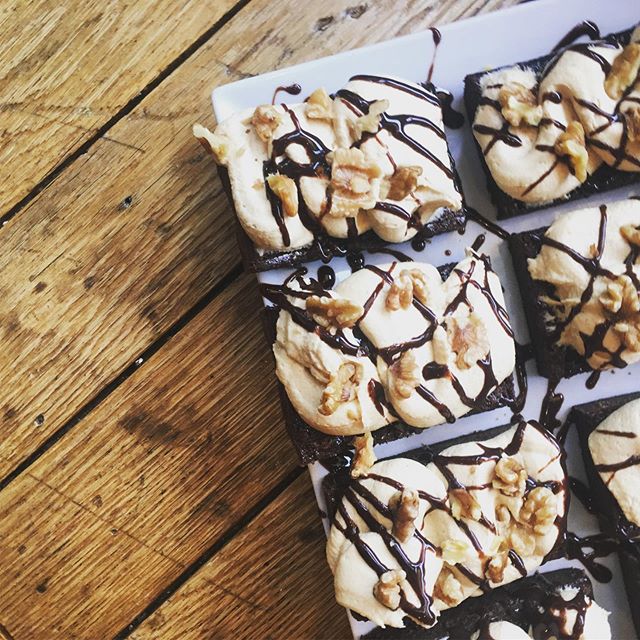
473, 25, 640, 204
528, 198, 640, 371
195, 75, 462, 252
326, 421, 567, 629
265, 251, 515, 436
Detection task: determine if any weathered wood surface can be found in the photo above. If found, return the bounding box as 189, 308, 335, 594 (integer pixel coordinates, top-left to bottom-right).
0, 0, 238, 217
130, 474, 350, 640
0, 1, 519, 638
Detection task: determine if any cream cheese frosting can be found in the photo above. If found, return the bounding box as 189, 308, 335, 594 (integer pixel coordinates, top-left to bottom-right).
326, 421, 567, 628
528, 198, 640, 370
268, 251, 515, 436
195, 75, 462, 252
473, 26, 640, 204
588, 397, 640, 527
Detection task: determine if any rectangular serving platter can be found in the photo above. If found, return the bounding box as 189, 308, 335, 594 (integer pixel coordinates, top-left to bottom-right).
212, 0, 640, 637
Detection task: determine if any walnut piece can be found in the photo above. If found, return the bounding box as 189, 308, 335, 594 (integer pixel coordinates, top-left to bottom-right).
390, 351, 421, 398
352, 99, 389, 139
192, 124, 229, 165
319, 362, 361, 416
386, 269, 429, 310
447, 313, 491, 369
389, 488, 420, 543
486, 552, 509, 584
450, 488, 482, 521
305, 87, 334, 121
327, 148, 383, 217
621, 224, 640, 247
306, 295, 363, 329
600, 275, 640, 315
266, 175, 298, 217
509, 525, 536, 557
441, 538, 471, 564
519, 487, 557, 535
351, 432, 376, 478
434, 567, 464, 607
373, 569, 408, 610
615, 320, 640, 352
554, 122, 588, 183
495, 504, 512, 527
498, 82, 543, 127
625, 106, 640, 142
251, 105, 282, 142
492, 456, 527, 498
605, 43, 640, 100
384, 166, 423, 201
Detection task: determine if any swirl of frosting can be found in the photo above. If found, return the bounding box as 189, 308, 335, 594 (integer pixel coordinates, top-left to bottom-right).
473, 26, 640, 204
196, 75, 462, 252
268, 250, 515, 436
528, 198, 640, 370
326, 421, 567, 628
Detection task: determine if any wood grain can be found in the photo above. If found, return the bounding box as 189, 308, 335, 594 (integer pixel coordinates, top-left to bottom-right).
130, 474, 351, 640
0, 275, 298, 639
0, 0, 240, 217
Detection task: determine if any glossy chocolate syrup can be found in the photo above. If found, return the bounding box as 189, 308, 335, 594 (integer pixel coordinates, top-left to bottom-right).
271, 83, 302, 105
552, 20, 600, 52
427, 27, 441, 84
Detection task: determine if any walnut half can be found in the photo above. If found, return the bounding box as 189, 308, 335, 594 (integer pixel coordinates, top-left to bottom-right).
351, 432, 376, 478
519, 487, 557, 535
305, 87, 334, 121
251, 105, 282, 142
319, 362, 361, 416
386, 269, 429, 310
266, 175, 298, 217
450, 487, 482, 521
390, 488, 420, 543
446, 313, 490, 369
383, 166, 423, 201
390, 351, 421, 398
600, 275, 640, 315
605, 43, 640, 100
498, 82, 543, 127
625, 106, 640, 143
554, 122, 588, 183
492, 456, 527, 498
306, 295, 363, 329
373, 569, 408, 610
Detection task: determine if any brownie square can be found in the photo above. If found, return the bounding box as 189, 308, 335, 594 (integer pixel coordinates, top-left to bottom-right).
362, 568, 593, 640
570, 392, 640, 636
508, 227, 591, 380
265, 262, 517, 465
463, 27, 638, 220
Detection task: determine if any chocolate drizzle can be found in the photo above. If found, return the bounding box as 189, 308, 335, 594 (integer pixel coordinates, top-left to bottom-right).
552, 20, 601, 52
271, 83, 302, 105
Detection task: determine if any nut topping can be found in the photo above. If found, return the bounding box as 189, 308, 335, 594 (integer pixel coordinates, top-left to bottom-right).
319, 362, 361, 416
306, 295, 363, 329
625, 106, 640, 142
450, 488, 482, 522
384, 166, 423, 201
352, 99, 389, 139
373, 569, 408, 610
266, 175, 298, 217
351, 432, 376, 478
605, 43, 640, 100
390, 351, 421, 398
389, 488, 420, 543
621, 224, 640, 247
386, 269, 429, 311
492, 456, 527, 498
441, 538, 471, 564
486, 552, 509, 584
519, 487, 557, 535
434, 567, 464, 607
600, 275, 640, 315
498, 82, 543, 127
327, 148, 383, 217
251, 105, 282, 142
305, 87, 334, 121
615, 320, 640, 352
446, 313, 491, 369
192, 124, 229, 165
554, 122, 588, 183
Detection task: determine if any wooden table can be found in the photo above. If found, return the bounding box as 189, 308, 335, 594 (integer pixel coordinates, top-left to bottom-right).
0, 1, 518, 638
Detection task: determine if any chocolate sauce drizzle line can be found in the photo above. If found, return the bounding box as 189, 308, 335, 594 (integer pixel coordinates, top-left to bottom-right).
337, 421, 566, 621
271, 83, 302, 105
474, 26, 640, 198
426, 27, 441, 84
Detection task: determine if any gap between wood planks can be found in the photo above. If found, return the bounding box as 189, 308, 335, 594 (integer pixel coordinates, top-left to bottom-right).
0, 0, 253, 230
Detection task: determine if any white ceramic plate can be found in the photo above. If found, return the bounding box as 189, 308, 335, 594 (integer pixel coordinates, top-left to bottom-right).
212, 0, 640, 637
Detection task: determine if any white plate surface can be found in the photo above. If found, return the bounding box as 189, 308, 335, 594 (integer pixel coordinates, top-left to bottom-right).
213, 1, 640, 637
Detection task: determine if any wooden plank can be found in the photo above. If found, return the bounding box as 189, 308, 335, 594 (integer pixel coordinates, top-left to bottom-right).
0, 0, 519, 479
129, 474, 351, 640
0, 0, 240, 217
0, 275, 298, 639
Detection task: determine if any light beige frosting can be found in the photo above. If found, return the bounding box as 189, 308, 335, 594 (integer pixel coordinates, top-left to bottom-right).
528, 198, 640, 370
588, 397, 640, 527
473, 28, 640, 204
273, 251, 515, 436
196, 75, 462, 252
327, 421, 567, 628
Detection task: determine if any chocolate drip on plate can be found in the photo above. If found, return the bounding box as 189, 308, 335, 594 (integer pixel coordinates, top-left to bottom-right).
271, 82, 302, 104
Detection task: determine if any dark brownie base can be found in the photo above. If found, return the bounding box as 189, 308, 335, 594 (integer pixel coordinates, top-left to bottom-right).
570, 392, 640, 637
217, 163, 467, 274
265, 260, 517, 465
463, 27, 638, 220
362, 568, 592, 640
508, 227, 591, 380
